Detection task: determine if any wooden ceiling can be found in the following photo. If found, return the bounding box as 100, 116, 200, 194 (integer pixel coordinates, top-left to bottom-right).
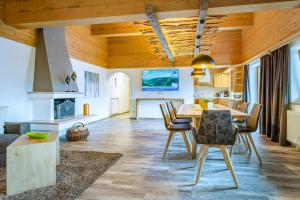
92, 13, 253, 59
1, 0, 300, 68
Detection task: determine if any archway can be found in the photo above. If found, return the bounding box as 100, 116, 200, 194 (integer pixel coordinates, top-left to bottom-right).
107, 72, 130, 118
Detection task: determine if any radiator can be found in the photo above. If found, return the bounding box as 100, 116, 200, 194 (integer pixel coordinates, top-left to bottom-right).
287, 110, 300, 147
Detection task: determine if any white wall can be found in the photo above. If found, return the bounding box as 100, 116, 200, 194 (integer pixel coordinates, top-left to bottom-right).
109, 68, 194, 118
70, 59, 110, 119
108, 72, 130, 114
0, 36, 195, 122
0, 37, 35, 122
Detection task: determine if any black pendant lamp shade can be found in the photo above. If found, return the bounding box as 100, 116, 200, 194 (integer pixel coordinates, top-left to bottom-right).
191, 54, 215, 68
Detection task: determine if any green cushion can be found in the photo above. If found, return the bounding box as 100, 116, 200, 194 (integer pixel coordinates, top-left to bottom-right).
25, 132, 49, 139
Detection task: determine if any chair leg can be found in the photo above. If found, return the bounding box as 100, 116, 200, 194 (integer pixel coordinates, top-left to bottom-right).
181, 131, 191, 158
163, 131, 174, 160
245, 134, 252, 153
230, 144, 235, 157
237, 134, 241, 144
220, 145, 239, 188
191, 137, 197, 159
195, 145, 208, 185
193, 144, 203, 168
246, 133, 262, 164
238, 134, 247, 151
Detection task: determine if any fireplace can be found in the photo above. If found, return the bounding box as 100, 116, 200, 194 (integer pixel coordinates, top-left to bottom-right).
54, 98, 75, 119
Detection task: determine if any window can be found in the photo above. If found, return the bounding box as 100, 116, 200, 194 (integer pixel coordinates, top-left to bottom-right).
289, 41, 300, 103
248, 59, 260, 109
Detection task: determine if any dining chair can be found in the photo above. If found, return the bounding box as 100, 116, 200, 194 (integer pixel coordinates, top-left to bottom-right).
232, 101, 250, 151
238, 102, 249, 113
170, 101, 192, 120
160, 104, 191, 159
230, 104, 263, 164
166, 102, 191, 124
229, 101, 239, 110
192, 110, 239, 188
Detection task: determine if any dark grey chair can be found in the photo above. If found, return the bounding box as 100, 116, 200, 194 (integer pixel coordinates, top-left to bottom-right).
231, 104, 263, 164
160, 104, 191, 159
166, 102, 191, 124
192, 110, 239, 188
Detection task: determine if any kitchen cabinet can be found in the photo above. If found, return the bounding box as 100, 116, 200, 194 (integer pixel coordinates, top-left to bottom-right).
214, 73, 231, 88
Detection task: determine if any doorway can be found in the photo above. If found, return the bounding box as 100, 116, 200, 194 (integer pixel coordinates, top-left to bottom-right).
108, 72, 130, 118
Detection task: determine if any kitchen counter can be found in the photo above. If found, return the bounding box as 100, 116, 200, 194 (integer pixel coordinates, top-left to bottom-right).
194, 97, 242, 101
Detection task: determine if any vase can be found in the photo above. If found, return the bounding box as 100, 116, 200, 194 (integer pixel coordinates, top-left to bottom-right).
83, 104, 89, 116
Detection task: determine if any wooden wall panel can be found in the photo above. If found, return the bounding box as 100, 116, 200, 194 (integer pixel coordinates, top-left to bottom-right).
108, 30, 241, 68
65, 25, 108, 67
0, 0, 4, 22
211, 30, 241, 65
241, 8, 300, 62
107, 36, 179, 68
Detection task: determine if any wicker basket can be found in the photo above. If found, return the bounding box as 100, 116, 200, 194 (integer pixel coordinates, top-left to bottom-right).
66, 122, 89, 141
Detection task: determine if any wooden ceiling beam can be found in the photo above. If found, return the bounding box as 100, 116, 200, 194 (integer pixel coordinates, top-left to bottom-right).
5, 0, 300, 28
144, 4, 174, 64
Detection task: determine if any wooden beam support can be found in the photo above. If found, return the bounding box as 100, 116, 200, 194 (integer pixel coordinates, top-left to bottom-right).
5, 0, 300, 28
145, 4, 174, 64
194, 0, 208, 56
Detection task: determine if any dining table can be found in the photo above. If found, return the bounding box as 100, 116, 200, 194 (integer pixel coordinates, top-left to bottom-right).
176, 103, 251, 159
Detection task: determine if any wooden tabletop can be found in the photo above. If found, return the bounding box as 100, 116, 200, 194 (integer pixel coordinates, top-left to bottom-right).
176, 104, 251, 118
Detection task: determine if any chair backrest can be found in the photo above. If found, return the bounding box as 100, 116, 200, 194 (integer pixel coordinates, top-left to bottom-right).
160, 104, 171, 129
229, 101, 239, 110
248, 104, 263, 131
238, 102, 249, 113
166, 102, 177, 122
195, 110, 236, 145
170, 101, 178, 114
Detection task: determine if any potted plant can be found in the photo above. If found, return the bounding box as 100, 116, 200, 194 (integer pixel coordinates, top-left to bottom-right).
199, 98, 213, 110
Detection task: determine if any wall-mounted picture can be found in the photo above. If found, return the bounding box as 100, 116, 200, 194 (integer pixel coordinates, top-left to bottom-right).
142, 69, 179, 91
85, 71, 99, 97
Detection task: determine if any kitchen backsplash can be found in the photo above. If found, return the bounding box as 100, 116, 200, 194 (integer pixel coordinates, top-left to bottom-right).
194, 86, 227, 98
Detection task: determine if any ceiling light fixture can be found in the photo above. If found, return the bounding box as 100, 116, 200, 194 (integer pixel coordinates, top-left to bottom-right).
191, 54, 216, 68
191, 68, 206, 78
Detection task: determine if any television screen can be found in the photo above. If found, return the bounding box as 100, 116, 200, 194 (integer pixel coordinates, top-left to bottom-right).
142, 69, 179, 91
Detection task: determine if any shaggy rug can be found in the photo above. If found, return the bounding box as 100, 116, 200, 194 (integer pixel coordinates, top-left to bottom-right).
0, 150, 122, 200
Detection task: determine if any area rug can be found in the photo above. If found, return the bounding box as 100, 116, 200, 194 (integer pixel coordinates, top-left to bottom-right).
0, 150, 122, 200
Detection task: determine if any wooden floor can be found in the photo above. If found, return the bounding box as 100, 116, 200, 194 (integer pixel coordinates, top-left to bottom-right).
61, 114, 300, 200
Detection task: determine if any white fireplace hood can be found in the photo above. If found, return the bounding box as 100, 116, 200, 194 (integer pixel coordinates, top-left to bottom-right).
33, 28, 79, 93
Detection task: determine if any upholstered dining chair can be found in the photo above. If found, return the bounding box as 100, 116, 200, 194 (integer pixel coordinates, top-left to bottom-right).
160, 104, 191, 160
192, 110, 239, 188
230, 104, 263, 164
166, 102, 191, 124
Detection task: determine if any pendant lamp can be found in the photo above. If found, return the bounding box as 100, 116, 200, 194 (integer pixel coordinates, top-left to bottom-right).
191, 54, 215, 68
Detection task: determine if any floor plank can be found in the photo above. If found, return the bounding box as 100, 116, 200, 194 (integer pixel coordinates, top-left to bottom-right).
60, 114, 300, 200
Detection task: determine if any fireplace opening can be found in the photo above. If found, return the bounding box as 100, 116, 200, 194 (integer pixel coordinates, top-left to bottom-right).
54, 98, 75, 119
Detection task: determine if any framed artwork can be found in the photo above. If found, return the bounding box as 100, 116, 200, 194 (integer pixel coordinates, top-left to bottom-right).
85, 71, 99, 97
